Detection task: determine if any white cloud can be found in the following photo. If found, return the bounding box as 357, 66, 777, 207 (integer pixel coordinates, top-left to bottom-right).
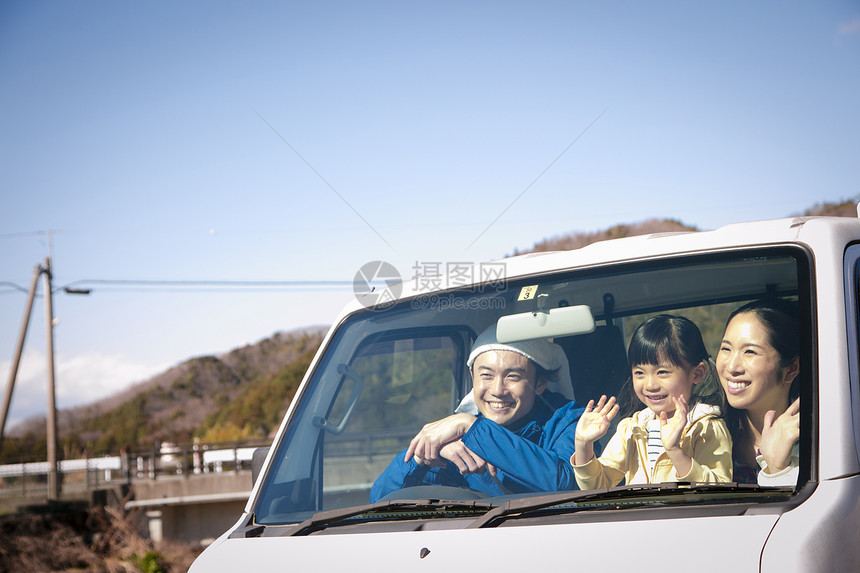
56, 352, 169, 405
839, 17, 860, 36
0, 351, 46, 427
0, 350, 168, 430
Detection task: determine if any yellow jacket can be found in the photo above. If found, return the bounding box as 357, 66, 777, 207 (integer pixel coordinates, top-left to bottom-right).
572, 403, 733, 489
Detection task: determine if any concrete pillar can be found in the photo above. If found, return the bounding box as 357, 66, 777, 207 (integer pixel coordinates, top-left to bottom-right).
146, 510, 163, 543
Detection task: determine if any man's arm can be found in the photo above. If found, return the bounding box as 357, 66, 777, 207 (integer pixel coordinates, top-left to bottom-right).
460, 402, 584, 493
369, 448, 468, 503
404, 413, 477, 464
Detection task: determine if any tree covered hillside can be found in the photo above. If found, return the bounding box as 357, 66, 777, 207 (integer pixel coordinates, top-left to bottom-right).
516, 199, 857, 255
1, 329, 324, 462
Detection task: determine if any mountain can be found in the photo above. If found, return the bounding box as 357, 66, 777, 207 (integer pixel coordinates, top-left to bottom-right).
1, 328, 326, 462
2, 198, 856, 462
798, 199, 857, 218
516, 218, 698, 254
515, 198, 858, 255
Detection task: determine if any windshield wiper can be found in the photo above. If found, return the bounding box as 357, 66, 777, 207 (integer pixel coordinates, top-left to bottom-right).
276, 483, 791, 534
283, 498, 498, 536
468, 482, 790, 529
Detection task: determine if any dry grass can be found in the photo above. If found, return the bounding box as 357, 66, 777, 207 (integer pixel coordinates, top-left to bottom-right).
0, 506, 201, 572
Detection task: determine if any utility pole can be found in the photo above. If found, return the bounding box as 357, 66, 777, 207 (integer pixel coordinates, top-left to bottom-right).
43, 257, 60, 501
0, 264, 42, 448
0, 258, 62, 501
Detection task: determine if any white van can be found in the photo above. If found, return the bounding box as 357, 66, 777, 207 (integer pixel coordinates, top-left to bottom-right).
191, 214, 860, 572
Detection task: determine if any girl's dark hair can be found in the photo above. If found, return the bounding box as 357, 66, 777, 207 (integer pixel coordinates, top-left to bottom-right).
628, 314, 709, 372
618, 314, 724, 417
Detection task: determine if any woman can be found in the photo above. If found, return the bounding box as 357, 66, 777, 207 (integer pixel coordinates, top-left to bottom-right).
716, 298, 801, 486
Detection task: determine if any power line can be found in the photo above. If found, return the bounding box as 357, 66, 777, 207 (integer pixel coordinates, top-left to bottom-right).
0, 282, 31, 294
0, 278, 354, 295
0, 231, 52, 239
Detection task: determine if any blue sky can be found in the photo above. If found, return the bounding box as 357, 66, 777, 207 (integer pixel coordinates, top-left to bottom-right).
1, 1, 858, 429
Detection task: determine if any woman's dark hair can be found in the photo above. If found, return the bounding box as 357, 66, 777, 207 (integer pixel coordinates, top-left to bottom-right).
618, 314, 724, 417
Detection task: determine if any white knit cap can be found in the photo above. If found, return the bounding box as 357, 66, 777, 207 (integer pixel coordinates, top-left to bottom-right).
456, 325, 574, 414
467, 324, 568, 373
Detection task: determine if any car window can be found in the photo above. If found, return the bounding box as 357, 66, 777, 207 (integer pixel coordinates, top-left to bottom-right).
254, 248, 811, 525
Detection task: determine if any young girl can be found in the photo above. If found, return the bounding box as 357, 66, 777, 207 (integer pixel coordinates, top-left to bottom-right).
571, 314, 733, 488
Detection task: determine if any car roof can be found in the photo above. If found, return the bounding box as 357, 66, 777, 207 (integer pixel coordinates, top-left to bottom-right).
337, 215, 860, 318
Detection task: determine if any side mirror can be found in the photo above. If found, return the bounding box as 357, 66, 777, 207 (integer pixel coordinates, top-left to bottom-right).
251, 446, 270, 484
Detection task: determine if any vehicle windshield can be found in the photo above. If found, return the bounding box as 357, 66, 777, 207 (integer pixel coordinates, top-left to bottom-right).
254, 248, 811, 526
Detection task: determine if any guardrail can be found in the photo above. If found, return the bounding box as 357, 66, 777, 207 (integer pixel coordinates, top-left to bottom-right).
0, 455, 125, 501
0, 456, 122, 478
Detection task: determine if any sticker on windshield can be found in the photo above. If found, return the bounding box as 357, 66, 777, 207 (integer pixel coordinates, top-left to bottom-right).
518, 285, 538, 301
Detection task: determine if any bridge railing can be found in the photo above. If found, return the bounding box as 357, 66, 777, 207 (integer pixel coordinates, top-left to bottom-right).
0, 428, 420, 501
0, 439, 271, 502
122, 438, 274, 479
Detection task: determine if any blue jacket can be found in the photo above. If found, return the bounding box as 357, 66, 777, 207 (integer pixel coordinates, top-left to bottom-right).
370, 391, 585, 502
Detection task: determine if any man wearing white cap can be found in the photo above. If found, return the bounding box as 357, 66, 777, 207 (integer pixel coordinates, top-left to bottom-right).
370, 325, 586, 502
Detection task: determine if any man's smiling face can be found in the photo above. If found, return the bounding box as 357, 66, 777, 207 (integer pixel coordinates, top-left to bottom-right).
471, 350, 545, 426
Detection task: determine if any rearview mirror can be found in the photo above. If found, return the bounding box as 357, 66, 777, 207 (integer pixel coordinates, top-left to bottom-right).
496, 305, 595, 342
